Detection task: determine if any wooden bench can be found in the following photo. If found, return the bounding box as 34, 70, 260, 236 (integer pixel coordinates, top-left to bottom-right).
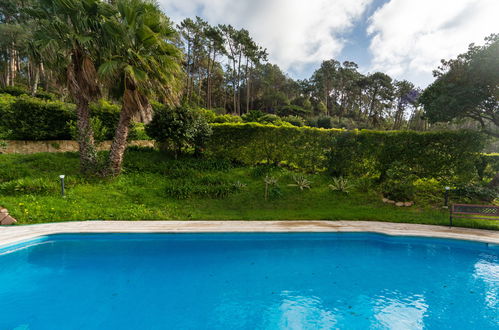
450, 204, 499, 226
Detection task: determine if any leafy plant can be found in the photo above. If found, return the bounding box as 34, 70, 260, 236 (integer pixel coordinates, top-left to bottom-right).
452, 184, 498, 203
146, 105, 212, 157
264, 175, 280, 201
328, 177, 353, 194
288, 175, 312, 190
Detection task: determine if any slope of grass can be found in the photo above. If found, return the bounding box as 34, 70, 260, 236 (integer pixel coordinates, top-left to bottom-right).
0, 149, 496, 229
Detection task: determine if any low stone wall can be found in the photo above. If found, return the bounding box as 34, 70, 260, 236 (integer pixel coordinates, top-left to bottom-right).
0, 140, 155, 154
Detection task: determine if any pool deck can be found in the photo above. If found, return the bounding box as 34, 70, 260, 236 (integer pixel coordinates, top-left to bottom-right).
0, 221, 498, 247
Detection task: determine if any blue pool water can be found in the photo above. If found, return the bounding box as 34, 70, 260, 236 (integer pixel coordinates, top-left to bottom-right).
0, 233, 498, 329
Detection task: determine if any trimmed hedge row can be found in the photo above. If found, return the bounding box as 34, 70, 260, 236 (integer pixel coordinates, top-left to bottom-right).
207, 123, 335, 171
206, 123, 486, 182
327, 130, 485, 183
0, 95, 138, 141
0, 95, 75, 140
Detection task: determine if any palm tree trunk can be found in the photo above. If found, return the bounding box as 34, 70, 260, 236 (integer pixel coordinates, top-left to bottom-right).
76, 99, 97, 174
31, 64, 40, 95
107, 107, 132, 176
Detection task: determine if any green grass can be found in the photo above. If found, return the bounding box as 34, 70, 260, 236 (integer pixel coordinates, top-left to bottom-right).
0, 149, 497, 230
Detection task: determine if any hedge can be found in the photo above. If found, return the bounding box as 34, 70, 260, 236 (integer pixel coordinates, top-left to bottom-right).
206, 123, 336, 171
206, 123, 486, 182
0, 95, 138, 141
0, 95, 75, 140
327, 130, 485, 183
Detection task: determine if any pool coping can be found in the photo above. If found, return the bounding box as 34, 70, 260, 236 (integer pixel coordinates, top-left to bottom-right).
0, 221, 498, 248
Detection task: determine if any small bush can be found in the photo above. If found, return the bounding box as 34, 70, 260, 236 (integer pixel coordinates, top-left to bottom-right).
328, 177, 353, 194
213, 114, 242, 123
288, 175, 312, 190
282, 115, 305, 127
146, 105, 212, 156
452, 184, 498, 203
317, 116, 333, 129
381, 180, 416, 201
0, 85, 29, 96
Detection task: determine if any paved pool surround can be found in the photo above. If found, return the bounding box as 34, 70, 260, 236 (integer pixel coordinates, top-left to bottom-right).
0, 221, 498, 248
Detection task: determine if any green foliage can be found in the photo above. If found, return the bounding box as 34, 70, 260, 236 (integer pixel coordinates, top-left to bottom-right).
264, 175, 281, 200
282, 115, 305, 127
207, 123, 335, 171
2, 151, 497, 229
328, 177, 353, 194
0, 95, 75, 140
241, 110, 265, 122
317, 116, 333, 129
288, 175, 312, 190
213, 114, 243, 123
0, 85, 30, 96
413, 178, 444, 205
145, 105, 212, 156
381, 180, 415, 202
0, 177, 59, 195
165, 175, 241, 199
327, 130, 485, 183
277, 105, 308, 117
420, 34, 499, 138
198, 108, 218, 123
452, 184, 498, 203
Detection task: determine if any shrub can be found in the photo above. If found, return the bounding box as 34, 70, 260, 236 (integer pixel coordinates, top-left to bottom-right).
317, 116, 333, 129
0, 85, 30, 96
145, 105, 212, 156
282, 115, 305, 127
89, 99, 140, 140
207, 123, 334, 171
0, 86, 57, 100
197, 108, 218, 123
277, 105, 308, 117
241, 110, 265, 123
452, 184, 498, 203
328, 177, 353, 193
0, 95, 75, 140
327, 130, 485, 183
213, 114, 242, 123
381, 180, 416, 201
288, 175, 312, 190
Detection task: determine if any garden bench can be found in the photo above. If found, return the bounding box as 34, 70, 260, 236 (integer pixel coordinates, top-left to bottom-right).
450, 204, 499, 226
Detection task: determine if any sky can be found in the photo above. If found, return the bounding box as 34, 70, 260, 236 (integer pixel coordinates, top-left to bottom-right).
158, 0, 499, 88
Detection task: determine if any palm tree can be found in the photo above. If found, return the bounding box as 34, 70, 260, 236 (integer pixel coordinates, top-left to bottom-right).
99, 0, 183, 175
29, 0, 111, 173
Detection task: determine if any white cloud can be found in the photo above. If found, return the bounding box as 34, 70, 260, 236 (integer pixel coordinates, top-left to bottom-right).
159, 0, 373, 77
367, 0, 499, 87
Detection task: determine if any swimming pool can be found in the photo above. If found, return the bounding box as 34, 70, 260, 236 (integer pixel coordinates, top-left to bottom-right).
0, 233, 497, 329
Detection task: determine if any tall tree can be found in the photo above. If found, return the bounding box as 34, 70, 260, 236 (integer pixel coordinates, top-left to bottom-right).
99, 0, 183, 175
392, 80, 419, 129
362, 72, 394, 127
420, 34, 499, 187
30, 0, 110, 173
420, 34, 499, 138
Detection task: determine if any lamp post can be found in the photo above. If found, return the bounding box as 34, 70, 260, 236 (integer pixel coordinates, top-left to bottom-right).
60, 175, 65, 198
444, 186, 450, 208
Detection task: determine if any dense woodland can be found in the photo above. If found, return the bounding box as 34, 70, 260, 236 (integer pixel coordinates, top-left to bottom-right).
0, 0, 454, 131
0, 0, 497, 178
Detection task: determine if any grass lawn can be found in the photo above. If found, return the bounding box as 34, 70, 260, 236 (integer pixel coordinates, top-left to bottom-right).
0, 149, 496, 230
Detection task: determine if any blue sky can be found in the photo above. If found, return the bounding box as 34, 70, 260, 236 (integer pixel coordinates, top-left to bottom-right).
158, 0, 499, 88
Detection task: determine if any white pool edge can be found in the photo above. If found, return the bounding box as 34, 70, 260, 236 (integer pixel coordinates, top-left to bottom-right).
1, 221, 498, 248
